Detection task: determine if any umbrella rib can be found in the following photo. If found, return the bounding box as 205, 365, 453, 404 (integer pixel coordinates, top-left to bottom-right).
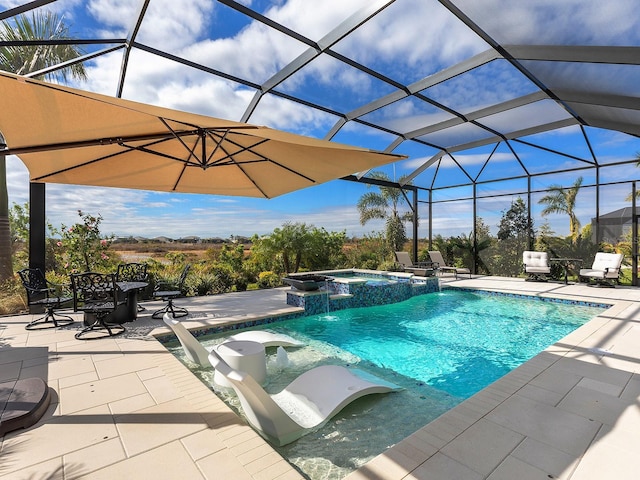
204, 128, 227, 165
198, 130, 266, 197
159, 118, 205, 167
30, 136, 193, 182
231, 160, 270, 198
204, 130, 267, 167
205, 130, 317, 183
120, 143, 197, 165
171, 140, 198, 191
31, 144, 138, 181
3, 130, 195, 156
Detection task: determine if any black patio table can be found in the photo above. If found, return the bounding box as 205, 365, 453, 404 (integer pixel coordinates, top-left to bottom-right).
115, 281, 148, 322
550, 258, 583, 285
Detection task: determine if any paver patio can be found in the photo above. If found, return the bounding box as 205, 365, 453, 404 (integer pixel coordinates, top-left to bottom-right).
1, 277, 640, 479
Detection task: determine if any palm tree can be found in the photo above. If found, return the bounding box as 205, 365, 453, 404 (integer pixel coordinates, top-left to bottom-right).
538, 176, 583, 244
357, 171, 414, 253
0, 11, 87, 281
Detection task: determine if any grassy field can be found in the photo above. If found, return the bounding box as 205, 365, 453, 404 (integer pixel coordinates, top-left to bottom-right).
112, 241, 224, 263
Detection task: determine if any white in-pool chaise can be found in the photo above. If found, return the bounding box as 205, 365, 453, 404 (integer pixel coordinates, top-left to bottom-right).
208, 348, 403, 446
162, 314, 304, 367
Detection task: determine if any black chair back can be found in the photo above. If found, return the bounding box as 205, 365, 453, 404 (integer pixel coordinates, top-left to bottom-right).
70, 272, 118, 312
70, 272, 127, 339
18, 268, 51, 304
18, 268, 74, 330
116, 263, 148, 282
177, 264, 191, 290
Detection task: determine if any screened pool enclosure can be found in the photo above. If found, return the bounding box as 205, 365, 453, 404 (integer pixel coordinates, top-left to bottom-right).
1, 0, 639, 284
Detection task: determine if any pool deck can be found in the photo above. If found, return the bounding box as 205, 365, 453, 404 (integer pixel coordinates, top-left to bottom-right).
1, 276, 639, 479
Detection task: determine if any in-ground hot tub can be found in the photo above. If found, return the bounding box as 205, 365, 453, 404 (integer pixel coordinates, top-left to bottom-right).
285, 269, 440, 314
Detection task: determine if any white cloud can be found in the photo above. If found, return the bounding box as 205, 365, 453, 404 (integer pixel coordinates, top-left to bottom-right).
86, 0, 138, 35
400, 151, 517, 175
249, 94, 337, 133
266, 0, 371, 41
444, 152, 515, 168
453, 0, 640, 45
336, 0, 486, 72
6, 156, 30, 204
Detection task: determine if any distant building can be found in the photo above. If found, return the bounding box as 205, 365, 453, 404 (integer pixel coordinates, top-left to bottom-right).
592, 207, 640, 243
152, 236, 174, 243
178, 236, 201, 243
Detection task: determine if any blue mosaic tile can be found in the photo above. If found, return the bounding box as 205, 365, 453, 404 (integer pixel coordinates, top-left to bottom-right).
286, 273, 440, 314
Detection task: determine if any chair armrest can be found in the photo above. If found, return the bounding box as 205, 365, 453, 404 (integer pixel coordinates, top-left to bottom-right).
154, 281, 178, 291
48, 281, 72, 296
24, 286, 52, 295
414, 261, 434, 268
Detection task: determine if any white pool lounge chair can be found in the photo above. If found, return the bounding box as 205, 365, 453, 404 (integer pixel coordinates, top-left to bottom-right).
579, 252, 624, 287
428, 250, 471, 279
522, 250, 551, 281
208, 348, 403, 446
162, 314, 304, 367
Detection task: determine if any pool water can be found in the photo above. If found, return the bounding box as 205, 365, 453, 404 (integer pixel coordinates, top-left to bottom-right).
288, 289, 606, 398
328, 272, 396, 285
168, 289, 607, 480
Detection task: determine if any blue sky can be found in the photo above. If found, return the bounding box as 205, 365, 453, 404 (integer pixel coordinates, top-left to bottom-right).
3, 0, 640, 240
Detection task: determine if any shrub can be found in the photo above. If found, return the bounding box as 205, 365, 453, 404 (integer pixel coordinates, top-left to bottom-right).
209, 265, 235, 294
0, 277, 27, 315
57, 210, 119, 273
257, 271, 281, 289
190, 273, 216, 296
378, 260, 398, 271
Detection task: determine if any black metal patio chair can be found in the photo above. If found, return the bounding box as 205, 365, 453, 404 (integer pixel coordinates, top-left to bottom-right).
70, 272, 126, 340
152, 264, 191, 319
18, 268, 74, 330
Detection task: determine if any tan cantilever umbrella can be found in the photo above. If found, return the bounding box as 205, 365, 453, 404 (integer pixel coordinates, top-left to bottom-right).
0, 71, 404, 198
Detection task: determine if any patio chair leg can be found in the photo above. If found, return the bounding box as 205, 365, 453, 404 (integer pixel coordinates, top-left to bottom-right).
152, 300, 188, 319
25, 307, 74, 330
75, 313, 125, 340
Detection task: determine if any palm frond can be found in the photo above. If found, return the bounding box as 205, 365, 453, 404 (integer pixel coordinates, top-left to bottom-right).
0, 11, 87, 82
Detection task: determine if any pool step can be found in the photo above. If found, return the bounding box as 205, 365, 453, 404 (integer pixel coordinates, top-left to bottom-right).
0, 377, 51, 436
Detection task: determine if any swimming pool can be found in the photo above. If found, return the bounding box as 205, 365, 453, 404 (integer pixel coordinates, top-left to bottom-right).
167, 289, 607, 479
